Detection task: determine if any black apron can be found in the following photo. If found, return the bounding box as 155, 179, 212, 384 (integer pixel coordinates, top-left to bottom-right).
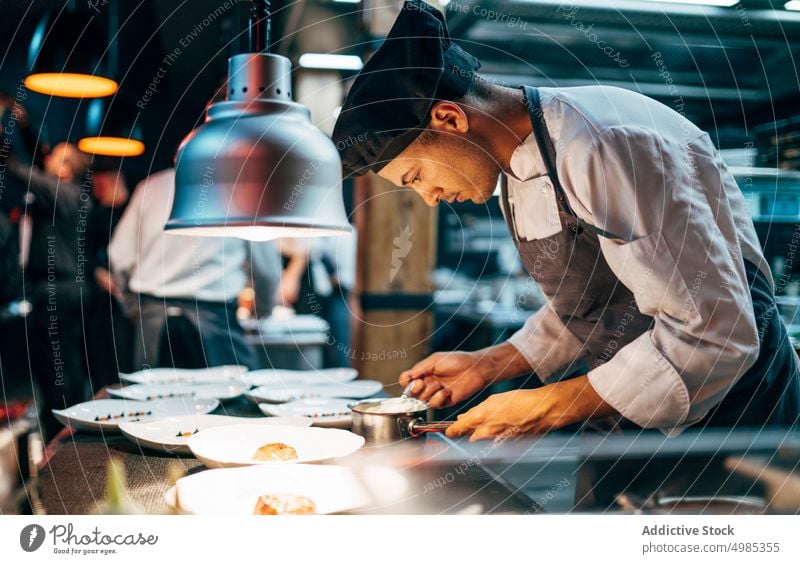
500, 85, 800, 429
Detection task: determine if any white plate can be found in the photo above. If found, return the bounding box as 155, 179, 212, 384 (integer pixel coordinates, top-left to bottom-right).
52, 398, 220, 433
108, 382, 248, 402
187, 424, 364, 468
119, 365, 247, 385
119, 414, 313, 454
258, 398, 353, 428
246, 380, 383, 404
240, 368, 357, 387
165, 464, 371, 515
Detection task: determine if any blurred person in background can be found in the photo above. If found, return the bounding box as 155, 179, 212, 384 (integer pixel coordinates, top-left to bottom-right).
108, 167, 280, 370
2, 102, 93, 439
246, 239, 282, 321
85, 167, 133, 387
276, 229, 357, 367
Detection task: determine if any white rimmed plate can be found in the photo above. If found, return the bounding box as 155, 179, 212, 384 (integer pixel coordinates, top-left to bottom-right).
52, 398, 220, 433
240, 367, 357, 387
119, 414, 313, 454
165, 464, 371, 515
119, 365, 247, 385
245, 380, 383, 404
109, 382, 248, 402
258, 398, 353, 428
187, 424, 364, 468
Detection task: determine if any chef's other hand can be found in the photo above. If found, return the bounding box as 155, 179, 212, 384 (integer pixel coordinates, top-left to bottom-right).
399, 351, 492, 409
445, 376, 617, 441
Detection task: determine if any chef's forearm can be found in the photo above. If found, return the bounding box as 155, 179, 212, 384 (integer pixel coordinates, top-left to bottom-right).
507, 305, 587, 382
475, 341, 535, 385
544, 375, 618, 428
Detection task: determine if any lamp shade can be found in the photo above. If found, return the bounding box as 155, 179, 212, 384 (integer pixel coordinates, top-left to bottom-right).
25, 10, 117, 98
165, 53, 350, 241
78, 96, 145, 157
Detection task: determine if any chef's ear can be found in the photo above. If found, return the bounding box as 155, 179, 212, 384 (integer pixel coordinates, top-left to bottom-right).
428, 101, 469, 134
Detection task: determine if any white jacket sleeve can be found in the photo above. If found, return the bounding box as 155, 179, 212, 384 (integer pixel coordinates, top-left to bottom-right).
507, 300, 587, 382
565, 127, 760, 432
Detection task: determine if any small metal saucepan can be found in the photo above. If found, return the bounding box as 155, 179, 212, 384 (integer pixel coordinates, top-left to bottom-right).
348, 399, 452, 445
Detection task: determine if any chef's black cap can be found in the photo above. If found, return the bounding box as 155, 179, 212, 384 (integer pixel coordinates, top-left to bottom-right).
332, 0, 481, 177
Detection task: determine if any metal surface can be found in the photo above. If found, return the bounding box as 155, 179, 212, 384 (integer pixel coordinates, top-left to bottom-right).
249, 0, 271, 53
349, 399, 452, 445
406, 420, 453, 437
167, 49, 350, 240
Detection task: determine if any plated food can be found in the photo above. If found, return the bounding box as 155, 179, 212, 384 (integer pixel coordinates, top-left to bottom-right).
119, 414, 313, 454
187, 423, 365, 468
253, 494, 317, 515
166, 464, 372, 515
253, 442, 299, 462
52, 398, 220, 433
109, 382, 248, 402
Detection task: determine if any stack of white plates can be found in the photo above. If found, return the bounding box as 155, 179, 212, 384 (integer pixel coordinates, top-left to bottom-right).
110, 382, 248, 402
245, 380, 382, 404
241, 368, 383, 427
239, 367, 358, 387
119, 365, 247, 385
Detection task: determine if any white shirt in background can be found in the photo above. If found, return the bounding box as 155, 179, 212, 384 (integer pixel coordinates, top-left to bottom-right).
109, 168, 248, 302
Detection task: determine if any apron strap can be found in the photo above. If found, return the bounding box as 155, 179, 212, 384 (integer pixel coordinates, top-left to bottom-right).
521, 85, 623, 241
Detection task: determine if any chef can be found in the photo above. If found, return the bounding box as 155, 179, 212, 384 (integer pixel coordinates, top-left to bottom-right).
332, 0, 800, 439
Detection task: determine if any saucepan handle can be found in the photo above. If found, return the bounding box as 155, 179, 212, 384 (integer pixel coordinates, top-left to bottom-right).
406, 419, 452, 437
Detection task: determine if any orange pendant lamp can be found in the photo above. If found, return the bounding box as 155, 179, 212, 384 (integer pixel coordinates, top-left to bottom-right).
76, 2, 144, 158
78, 96, 145, 158
25, 7, 117, 99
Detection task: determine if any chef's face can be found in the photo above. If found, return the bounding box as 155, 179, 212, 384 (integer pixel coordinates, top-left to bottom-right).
377, 102, 501, 207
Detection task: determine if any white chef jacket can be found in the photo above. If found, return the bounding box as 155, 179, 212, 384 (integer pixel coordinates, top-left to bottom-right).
504, 85, 771, 434
109, 168, 278, 303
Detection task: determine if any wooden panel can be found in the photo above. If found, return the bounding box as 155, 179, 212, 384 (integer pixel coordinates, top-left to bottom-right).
355, 174, 437, 294
350, 173, 438, 384
355, 310, 434, 390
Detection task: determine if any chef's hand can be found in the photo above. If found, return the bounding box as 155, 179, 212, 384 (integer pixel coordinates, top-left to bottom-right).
399, 342, 532, 408
445, 375, 618, 441
399, 351, 490, 408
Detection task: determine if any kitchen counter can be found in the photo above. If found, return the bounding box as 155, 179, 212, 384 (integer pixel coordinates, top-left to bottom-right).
36, 393, 542, 515
36, 389, 800, 515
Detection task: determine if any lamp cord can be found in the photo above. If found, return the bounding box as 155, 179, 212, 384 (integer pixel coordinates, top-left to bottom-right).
249, 0, 271, 53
